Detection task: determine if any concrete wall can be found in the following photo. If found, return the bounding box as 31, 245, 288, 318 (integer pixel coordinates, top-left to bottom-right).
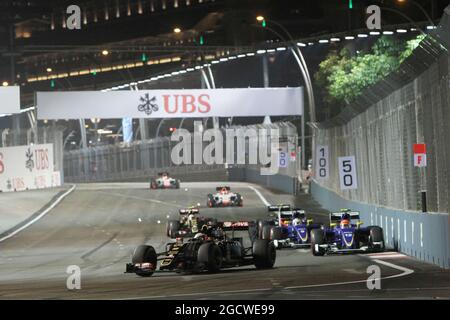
229, 167, 297, 195
311, 181, 450, 268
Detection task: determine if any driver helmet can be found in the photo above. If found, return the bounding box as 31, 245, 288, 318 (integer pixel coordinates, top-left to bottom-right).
340, 218, 350, 228
194, 232, 204, 239
188, 213, 195, 222
220, 187, 228, 194
292, 217, 301, 226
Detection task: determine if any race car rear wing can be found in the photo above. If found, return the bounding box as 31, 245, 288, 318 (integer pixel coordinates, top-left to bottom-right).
330, 211, 360, 221
179, 208, 199, 215
219, 221, 249, 231
216, 186, 231, 191
267, 204, 291, 212
292, 209, 306, 218
158, 172, 170, 176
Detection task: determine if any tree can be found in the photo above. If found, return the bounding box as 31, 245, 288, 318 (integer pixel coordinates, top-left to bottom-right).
314, 34, 424, 116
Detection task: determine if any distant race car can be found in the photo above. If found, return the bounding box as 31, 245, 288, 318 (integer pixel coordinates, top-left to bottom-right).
207, 186, 243, 207
166, 207, 217, 238
310, 209, 385, 256
150, 172, 180, 189
126, 221, 276, 277
257, 204, 321, 249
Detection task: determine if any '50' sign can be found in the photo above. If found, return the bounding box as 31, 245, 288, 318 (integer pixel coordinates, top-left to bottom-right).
0, 152, 4, 174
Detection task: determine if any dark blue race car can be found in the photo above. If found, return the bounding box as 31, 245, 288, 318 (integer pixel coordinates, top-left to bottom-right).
258, 204, 321, 249
310, 209, 385, 256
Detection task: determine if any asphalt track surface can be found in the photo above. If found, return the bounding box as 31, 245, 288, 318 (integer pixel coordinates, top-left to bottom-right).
0, 182, 448, 299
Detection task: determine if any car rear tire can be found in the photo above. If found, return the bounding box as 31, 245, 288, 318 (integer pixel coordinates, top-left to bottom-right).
261, 225, 272, 240
167, 220, 180, 238
150, 179, 157, 189
175, 180, 180, 189
369, 226, 385, 251
132, 245, 157, 277
311, 229, 325, 256
253, 239, 276, 269
207, 194, 215, 207
257, 220, 266, 239
197, 242, 222, 273
270, 227, 283, 240
236, 194, 243, 206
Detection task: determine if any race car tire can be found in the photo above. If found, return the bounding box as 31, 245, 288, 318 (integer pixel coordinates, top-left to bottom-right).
311, 229, 325, 256
207, 194, 215, 207
368, 226, 385, 251
198, 242, 222, 273
132, 245, 157, 277
256, 220, 267, 239
167, 220, 180, 238
175, 180, 181, 189
236, 194, 243, 206
270, 227, 283, 240
253, 239, 276, 269
150, 179, 157, 189
261, 225, 272, 240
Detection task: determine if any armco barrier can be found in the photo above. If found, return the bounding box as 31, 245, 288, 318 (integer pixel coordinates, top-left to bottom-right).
311, 180, 450, 268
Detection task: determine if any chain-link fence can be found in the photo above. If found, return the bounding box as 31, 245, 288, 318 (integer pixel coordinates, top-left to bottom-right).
63, 122, 299, 184
313, 11, 450, 214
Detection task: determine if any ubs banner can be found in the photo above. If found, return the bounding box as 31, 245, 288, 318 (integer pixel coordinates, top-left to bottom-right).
0, 144, 61, 192
36, 87, 303, 119
0, 86, 20, 114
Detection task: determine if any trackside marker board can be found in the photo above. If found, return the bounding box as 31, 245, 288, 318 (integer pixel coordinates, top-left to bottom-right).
338, 156, 358, 190
0, 86, 20, 114
36, 87, 303, 119
413, 143, 427, 167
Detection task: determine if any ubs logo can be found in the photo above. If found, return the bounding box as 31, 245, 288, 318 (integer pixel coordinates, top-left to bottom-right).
25, 148, 34, 172
138, 94, 158, 115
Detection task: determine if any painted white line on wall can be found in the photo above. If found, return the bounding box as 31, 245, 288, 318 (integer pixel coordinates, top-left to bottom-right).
404, 220, 407, 243
385, 216, 388, 245
0, 185, 76, 243
412, 221, 415, 245
420, 223, 423, 248
391, 218, 394, 243
248, 185, 271, 206
397, 218, 400, 244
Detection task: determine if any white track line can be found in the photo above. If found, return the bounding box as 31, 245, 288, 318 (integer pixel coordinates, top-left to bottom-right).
98, 191, 182, 208
285, 258, 414, 290
0, 185, 76, 243
371, 259, 414, 279
121, 259, 415, 299
248, 186, 270, 206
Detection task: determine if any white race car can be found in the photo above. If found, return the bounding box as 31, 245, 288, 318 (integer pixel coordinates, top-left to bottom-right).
207, 186, 243, 207
150, 172, 180, 189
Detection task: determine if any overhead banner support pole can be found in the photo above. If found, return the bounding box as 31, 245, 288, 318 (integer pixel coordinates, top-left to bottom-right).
203, 67, 219, 129
79, 119, 87, 149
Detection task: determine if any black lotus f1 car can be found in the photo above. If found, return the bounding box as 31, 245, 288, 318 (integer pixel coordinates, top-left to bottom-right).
126, 221, 276, 277
166, 207, 217, 238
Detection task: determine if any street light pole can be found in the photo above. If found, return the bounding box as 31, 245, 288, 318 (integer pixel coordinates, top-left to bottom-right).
395, 0, 435, 26
255, 17, 316, 171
